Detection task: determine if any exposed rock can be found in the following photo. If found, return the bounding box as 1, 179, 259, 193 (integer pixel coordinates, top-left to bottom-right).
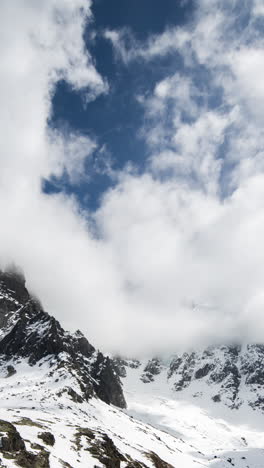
125, 463, 148, 468
113, 357, 127, 378
76, 429, 126, 467
194, 363, 214, 379
38, 432, 55, 447
127, 359, 141, 369
141, 358, 162, 383
0, 270, 126, 409
88, 433, 126, 467
140, 372, 155, 383
6, 365, 16, 377
0, 419, 49, 468
91, 354, 126, 408
0, 268, 29, 329
143, 358, 162, 376
15, 418, 44, 428
167, 345, 264, 410
212, 394, 221, 403
16, 448, 50, 468
0, 419, 25, 452
168, 356, 182, 379
146, 451, 174, 468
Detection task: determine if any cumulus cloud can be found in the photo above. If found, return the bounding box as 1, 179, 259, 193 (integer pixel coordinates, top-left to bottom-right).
100, 0, 264, 352
2, 0, 264, 356
104, 27, 191, 64
0, 0, 123, 349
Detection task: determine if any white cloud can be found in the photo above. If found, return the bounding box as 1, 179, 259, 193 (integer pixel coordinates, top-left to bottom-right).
2, 0, 264, 357
253, 0, 264, 16
104, 27, 191, 64
0, 0, 122, 351
228, 47, 264, 120
98, 0, 264, 353
48, 130, 97, 184
104, 3, 227, 68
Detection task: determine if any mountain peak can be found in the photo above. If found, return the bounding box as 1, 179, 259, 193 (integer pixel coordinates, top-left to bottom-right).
0, 269, 126, 409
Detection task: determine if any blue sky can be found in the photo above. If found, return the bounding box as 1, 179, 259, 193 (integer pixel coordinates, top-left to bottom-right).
46, 0, 195, 209
2, 0, 264, 354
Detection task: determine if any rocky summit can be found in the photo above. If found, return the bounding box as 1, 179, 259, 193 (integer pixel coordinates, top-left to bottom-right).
0, 269, 264, 468
167, 345, 264, 410
115, 344, 264, 412
0, 268, 126, 409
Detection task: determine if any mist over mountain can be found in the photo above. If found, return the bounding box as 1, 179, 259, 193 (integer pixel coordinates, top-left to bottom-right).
1, 1, 264, 466
1, 0, 264, 356
0, 269, 264, 467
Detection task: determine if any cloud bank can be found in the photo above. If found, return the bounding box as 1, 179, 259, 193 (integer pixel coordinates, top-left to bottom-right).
1, 0, 264, 355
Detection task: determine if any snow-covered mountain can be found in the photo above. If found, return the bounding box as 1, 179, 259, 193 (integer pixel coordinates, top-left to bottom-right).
0, 268, 126, 409
115, 343, 264, 411
0, 269, 264, 467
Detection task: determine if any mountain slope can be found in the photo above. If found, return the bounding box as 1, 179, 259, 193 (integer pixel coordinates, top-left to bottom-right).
0, 269, 264, 467
118, 359, 264, 468
1, 352, 264, 468
0, 269, 183, 467
115, 344, 264, 412
0, 268, 126, 409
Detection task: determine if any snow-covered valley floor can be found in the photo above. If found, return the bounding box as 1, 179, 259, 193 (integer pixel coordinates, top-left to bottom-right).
0, 357, 264, 467
122, 363, 264, 468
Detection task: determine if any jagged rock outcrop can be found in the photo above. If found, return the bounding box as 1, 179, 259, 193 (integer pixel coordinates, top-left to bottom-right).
167, 345, 264, 409
0, 419, 25, 452
0, 268, 29, 329
114, 357, 141, 379
0, 419, 50, 468
91, 353, 126, 408
38, 432, 55, 447
117, 345, 264, 412
140, 358, 162, 383
0, 268, 126, 409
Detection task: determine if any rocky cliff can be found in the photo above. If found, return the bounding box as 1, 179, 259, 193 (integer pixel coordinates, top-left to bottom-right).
0, 268, 126, 409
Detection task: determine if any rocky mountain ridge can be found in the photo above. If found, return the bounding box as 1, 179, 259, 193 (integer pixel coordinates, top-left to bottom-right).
0, 268, 126, 409
0, 270, 187, 467
0, 269, 264, 467
115, 343, 264, 412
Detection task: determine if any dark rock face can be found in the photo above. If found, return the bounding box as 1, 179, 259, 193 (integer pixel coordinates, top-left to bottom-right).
0, 419, 50, 468
116, 345, 264, 412
127, 359, 140, 369
87, 432, 126, 466
113, 357, 127, 378
194, 363, 214, 379
92, 354, 127, 408
0, 419, 25, 452
241, 344, 264, 385
168, 345, 264, 410
113, 357, 141, 376
0, 269, 126, 409
140, 358, 162, 384
75, 427, 169, 468
38, 432, 55, 447
0, 268, 29, 328
16, 448, 50, 468
6, 364, 16, 377
170, 352, 196, 391
146, 451, 174, 468
168, 357, 182, 379
0, 300, 94, 365
212, 394, 221, 402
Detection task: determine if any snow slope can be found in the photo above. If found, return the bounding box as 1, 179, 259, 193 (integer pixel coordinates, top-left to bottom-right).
0, 355, 264, 467
120, 360, 264, 468
0, 270, 264, 467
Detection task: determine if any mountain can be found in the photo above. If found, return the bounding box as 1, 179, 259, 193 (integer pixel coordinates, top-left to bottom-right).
0, 268, 126, 408
115, 343, 264, 411
0, 269, 264, 468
